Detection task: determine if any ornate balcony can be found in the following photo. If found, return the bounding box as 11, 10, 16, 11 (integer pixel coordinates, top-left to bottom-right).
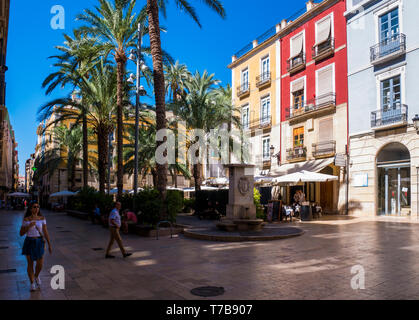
237, 83, 250, 98
285, 92, 336, 123
287, 52, 306, 74
256, 72, 271, 88
312, 140, 336, 158
249, 115, 272, 130
312, 38, 335, 61
286, 146, 307, 163
370, 33, 406, 65
371, 104, 408, 130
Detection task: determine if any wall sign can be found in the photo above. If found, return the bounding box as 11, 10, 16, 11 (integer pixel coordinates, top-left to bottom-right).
353, 173, 368, 187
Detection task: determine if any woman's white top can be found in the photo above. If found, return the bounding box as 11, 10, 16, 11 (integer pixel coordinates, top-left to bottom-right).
22, 219, 46, 237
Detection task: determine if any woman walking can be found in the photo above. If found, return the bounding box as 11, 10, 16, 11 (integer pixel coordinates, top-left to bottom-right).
19, 203, 52, 291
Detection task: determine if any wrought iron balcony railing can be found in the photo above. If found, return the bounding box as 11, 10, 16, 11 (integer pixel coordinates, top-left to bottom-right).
287, 52, 306, 73
247, 115, 272, 130
312, 38, 335, 60
312, 140, 336, 158
370, 33, 406, 64
285, 92, 336, 120
256, 72, 271, 88
237, 83, 250, 97
286, 146, 307, 162
371, 104, 408, 128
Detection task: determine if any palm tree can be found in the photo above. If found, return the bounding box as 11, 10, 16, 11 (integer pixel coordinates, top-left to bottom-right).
123, 112, 191, 188
164, 61, 191, 101
39, 61, 120, 193
42, 30, 102, 189
168, 70, 222, 191
147, 0, 226, 215
76, 0, 145, 199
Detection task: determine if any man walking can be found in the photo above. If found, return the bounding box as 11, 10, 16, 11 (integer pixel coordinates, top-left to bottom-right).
105, 202, 132, 259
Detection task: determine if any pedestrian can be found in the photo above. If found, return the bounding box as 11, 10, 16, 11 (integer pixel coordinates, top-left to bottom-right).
121, 209, 137, 234
105, 202, 132, 259
91, 203, 101, 225
19, 202, 52, 292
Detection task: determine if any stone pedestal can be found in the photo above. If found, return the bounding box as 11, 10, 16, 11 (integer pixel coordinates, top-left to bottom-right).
217, 164, 264, 232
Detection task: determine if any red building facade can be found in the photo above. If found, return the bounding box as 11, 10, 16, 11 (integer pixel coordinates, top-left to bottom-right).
276, 0, 349, 213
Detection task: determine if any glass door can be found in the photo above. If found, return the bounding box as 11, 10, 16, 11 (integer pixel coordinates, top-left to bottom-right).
377, 166, 411, 216
381, 75, 401, 124
261, 57, 270, 80
379, 8, 400, 56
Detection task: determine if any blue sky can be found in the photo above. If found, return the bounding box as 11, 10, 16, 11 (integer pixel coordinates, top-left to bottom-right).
7, 0, 306, 176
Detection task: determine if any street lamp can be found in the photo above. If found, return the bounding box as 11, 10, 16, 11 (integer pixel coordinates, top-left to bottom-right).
413, 114, 419, 133
129, 23, 148, 210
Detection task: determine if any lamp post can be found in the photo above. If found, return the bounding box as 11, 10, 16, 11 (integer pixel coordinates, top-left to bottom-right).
413, 114, 419, 133
128, 23, 148, 210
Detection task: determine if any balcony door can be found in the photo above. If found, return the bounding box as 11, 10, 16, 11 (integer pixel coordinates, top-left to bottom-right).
261, 56, 270, 79
379, 8, 400, 56
381, 75, 401, 124
293, 127, 304, 148
261, 96, 271, 124
241, 69, 249, 90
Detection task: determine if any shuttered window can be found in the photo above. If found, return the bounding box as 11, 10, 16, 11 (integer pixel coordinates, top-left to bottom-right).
292, 78, 304, 92
317, 66, 333, 97
291, 33, 304, 58
319, 118, 333, 142
316, 16, 331, 45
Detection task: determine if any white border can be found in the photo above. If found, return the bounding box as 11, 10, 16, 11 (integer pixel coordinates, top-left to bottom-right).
375, 65, 406, 111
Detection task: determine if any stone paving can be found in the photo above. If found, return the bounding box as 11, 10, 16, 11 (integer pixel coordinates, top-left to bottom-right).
1, 209, 419, 300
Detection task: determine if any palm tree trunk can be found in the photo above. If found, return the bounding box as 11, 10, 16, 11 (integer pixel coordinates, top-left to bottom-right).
97, 126, 109, 194
115, 51, 126, 200
82, 113, 89, 189
147, 0, 168, 219
193, 163, 202, 192
71, 160, 76, 191
151, 170, 157, 189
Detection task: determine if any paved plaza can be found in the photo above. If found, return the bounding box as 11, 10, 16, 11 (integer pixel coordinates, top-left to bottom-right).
1, 209, 419, 300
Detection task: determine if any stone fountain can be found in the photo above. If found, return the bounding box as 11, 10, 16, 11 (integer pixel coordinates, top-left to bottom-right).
217, 164, 264, 232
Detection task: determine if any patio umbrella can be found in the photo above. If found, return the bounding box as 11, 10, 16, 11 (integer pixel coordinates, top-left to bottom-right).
203, 177, 229, 186
273, 170, 338, 185
254, 176, 274, 186
129, 188, 144, 194
49, 190, 76, 198
7, 192, 31, 198
109, 188, 129, 195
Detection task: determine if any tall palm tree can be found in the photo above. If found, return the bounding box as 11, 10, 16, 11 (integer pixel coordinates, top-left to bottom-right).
76, 0, 145, 199
39, 61, 120, 193
164, 61, 191, 101
147, 0, 226, 216
42, 30, 102, 189
168, 70, 222, 191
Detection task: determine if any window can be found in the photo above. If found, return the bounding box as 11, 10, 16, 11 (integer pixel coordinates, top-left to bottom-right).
316, 64, 334, 106
315, 15, 332, 46
380, 8, 399, 43
291, 78, 305, 115
319, 118, 333, 142
381, 75, 401, 111
261, 56, 270, 79
262, 137, 270, 160
242, 105, 250, 129
261, 96, 271, 124
241, 68, 249, 90
290, 32, 304, 67
293, 127, 304, 148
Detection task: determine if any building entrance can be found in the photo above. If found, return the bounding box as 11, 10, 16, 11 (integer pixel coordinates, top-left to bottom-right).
377, 143, 411, 216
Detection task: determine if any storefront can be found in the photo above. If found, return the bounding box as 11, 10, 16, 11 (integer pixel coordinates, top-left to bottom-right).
376, 142, 411, 216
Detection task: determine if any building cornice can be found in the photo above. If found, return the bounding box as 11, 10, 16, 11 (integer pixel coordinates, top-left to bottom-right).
228, 0, 340, 69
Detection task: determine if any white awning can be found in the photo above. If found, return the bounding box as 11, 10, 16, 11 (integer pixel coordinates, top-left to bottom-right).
315, 17, 331, 45
271, 157, 335, 176
291, 33, 304, 58
273, 170, 338, 185
49, 190, 76, 198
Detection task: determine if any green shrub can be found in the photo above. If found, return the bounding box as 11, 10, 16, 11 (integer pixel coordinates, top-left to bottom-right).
183, 198, 195, 213
254, 188, 266, 220
68, 186, 113, 215
166, 190, 183, 223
